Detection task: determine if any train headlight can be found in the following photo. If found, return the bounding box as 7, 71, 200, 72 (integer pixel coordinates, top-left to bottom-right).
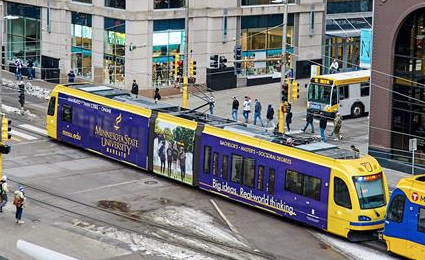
358, 215, 372, 221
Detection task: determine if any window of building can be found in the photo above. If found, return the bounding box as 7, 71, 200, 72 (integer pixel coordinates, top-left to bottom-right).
152, 19, 185, 87
242, 158, 255, 188
268, 168, 275, 195
104, 18, 125, 88
47, 97, 56, 116
73, 0, 92, 3
222, 155, 229, 180
242, 0, 294, 5
203, 146, 211, 174
231, 154, 243, 184
285, 170, 321, 201
360, 83, 370, 97
327, 0, 373, 14
154, 0, 185, 9
241, 14, 294, 77
334, 177, 352, 209
61, 105, 73, 123
7, 3, 41, 67
212, 152, 219, 176
257, 165, 264, 191
105, 0, 125, 9
387, 194, 405, 223
418, 208, 425, 233
71, 12, 92, 79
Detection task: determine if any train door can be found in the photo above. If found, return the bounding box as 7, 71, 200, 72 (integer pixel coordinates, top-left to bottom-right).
408, 206, 425, 259
384, 192, 407, 257
46, 94, 58, 138
328, 175, 353, 237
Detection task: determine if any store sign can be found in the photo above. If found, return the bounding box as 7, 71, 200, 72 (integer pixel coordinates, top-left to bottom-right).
360, 29, 372, 69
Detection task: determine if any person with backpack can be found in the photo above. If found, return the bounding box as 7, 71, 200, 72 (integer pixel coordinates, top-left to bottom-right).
253, 99, 264, 127
15, 59, 23, 80
154, 87, 161, 104
159, 141, 166, 173
266, 105, 275, 130
13, 186, 25, 224
0, 176, 9, 213
329, 113, 343, 141
179, 147, 186, 181
166, 142, 173, 177
231, 97, 239, 121
319, 112, 328, 142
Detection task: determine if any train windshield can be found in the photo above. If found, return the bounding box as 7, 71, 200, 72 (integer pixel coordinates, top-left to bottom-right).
353, 173, 386, 209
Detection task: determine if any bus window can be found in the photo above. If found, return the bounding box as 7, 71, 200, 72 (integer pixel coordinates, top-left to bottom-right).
203, 146, 212, 174
212, 152, 219, 176
419, 208, 425, 233
268, 168, 275, 195
61, 104, 73, 123
47, 97, 56, 116
338, 85, 349, 100
222, 155, 229, 180
257, 165, 264, 191
361, 83, 370, 97
387, 194, 405, 223
242, 158, 255, 188
334, 177, 352, 209
231, 154, 243, 184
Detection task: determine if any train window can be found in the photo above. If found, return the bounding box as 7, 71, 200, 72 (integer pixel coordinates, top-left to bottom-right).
212, 152, 219, 176
257, 165, 264, 191
61, 104, 73, 123
418, 208, 425, 233
334, 177, 352, 209
231, 154, 243, 184
285, 170, 303, 195
203, 146, 212, 174
285, 170, 321, 201
268, 168, 275, 195
242, 158, 255, 188
387, 194, 405, 223
47, 97, 56, 116
222, 155, 229, 180
304, 175, 321, 201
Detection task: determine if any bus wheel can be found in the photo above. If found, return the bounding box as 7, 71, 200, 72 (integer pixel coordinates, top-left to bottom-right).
351, 103, 364, 118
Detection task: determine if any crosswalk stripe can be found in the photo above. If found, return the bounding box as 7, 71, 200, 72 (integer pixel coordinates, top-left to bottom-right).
11, 130, 38, 140
11, 136, 21, 141
18, 124, 47, 136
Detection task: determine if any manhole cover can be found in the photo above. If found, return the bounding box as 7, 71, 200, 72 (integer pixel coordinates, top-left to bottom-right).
144, 180, 158, 185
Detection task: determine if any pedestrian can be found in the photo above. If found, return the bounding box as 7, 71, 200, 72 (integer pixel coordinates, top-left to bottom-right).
68, 70, 75, 83
159, 141, 166, 173
154, 87, 161, 104
108, 64, 114, 84
319, 112, 328, 142
242, 96, 252, 123
0, 176, 9, 213
330, 59, 339, 74
253, 99, 264, 127
13, 186, 25, 224
15, 59, 23, 80
179, 147, 186, 181
209, 94, 215, 115
302, 111, 315, 133
330, 113, 343, 141
231, 97, 239, 121
286, 107, 293, 132
266, 105, 275, 130
27, 59, 34, 80
131, 80, 139, 97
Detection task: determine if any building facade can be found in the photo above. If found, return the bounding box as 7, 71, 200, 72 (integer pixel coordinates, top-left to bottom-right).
1, 0, 325, 91
369, 0, 425, 171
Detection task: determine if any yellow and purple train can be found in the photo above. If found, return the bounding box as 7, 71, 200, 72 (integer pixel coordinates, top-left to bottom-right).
46, 83, 389, 241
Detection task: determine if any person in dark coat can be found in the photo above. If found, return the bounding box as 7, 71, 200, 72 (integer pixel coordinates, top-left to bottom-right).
266, 105, 275, 130
253, 99, 264, 127
302, 111, 314, 133
319, 112, 328, 142
286, 107, 293, 132
27, 59, 34, 80
131, 80, 139, 97
231, 97, 239, 121
154, 87, 161, 104
68, 70, 75, 83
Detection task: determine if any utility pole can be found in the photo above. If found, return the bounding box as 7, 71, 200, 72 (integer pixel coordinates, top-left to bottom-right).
279, 1, 289, 134
182, 0, 190, 109
0, 2, 3, 113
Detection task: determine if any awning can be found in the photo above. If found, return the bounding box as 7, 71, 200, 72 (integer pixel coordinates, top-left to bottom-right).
326, 29, 361, 38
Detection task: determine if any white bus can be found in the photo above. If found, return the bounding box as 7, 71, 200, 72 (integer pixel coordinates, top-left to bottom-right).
307, 70, 371, 118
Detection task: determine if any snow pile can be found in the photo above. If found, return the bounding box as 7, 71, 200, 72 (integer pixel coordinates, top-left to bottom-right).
2, 104, 37, 118
3, 79, 51, 100
314, 233, 399, 260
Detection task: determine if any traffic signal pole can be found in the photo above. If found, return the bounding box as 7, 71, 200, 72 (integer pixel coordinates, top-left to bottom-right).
182, 0, 190, 109
279, 1, 289, 134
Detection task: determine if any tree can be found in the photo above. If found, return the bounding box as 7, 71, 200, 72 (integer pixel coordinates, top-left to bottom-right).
173, 126, 195, 152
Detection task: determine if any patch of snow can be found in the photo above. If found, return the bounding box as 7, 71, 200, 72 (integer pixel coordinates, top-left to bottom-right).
3, 79, 51, 100
2, 104, 37, 118
314, 233, 398, 260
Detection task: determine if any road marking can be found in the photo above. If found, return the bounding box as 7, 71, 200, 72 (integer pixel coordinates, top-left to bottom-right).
11, 136, 21, 141
11, 130, 37, 140
69, 180, 140, 195
18, 124, 47, 136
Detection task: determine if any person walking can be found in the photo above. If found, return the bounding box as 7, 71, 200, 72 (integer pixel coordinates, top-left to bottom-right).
253, 99, 264, 127
231, 97, 239, 121
131, 80, 139, 97
330, 59, 339, 74
330, 113, 343, 141
302, 111, 315, 133
209, 94, 215, 115
286, 107, 293, 132
179, 147, 186, 181
242, 96, 252, 123
319, 112, 328, 142
27, 59, 34, 80
0, 176, 9, 213
108, 64, 114, 84
266, 105, 275, 130
13, 186, 25, 224
154, 87, 161, 104
15, 59, 23, 80
68, 70, 75, 83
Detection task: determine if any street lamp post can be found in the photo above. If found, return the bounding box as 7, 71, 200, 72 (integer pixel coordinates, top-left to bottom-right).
182, 0, 190, 109
278, 0, 289, 134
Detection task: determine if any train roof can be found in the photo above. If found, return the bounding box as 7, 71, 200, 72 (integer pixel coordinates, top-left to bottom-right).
61, 83, 359, 160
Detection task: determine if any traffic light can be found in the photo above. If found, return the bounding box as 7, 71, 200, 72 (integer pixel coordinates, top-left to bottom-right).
210, 55, 218, 68
19, 83, 25, 107
189, 59, 197, 77
178, 60, 184, 76
281, 81, 289, 103
219, 56, 227, 70
233, 45, 242, 75
0, 115, 11, 154
174, 54, 180, 77
292, 81, 299, 101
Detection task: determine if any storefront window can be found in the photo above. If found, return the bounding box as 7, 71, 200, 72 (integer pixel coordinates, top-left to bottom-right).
241, 14, 293, 76
7, 3, 41, 67
152, 19, 185, 87
105, 0, 125, 9
154, 0, 185, 9
104, 18, 125, 88
242, 0, 294, 5
71, 12, 92, 79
